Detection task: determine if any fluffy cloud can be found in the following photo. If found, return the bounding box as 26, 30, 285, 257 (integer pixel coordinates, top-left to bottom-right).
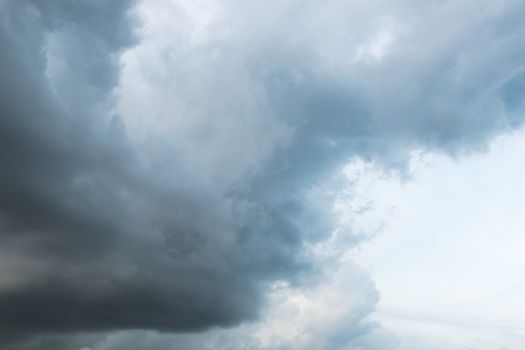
1, 0, 525, 349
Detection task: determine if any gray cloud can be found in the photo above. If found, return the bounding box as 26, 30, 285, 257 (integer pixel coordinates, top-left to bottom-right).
1, 0, 525, 349
0, 0, 307, 343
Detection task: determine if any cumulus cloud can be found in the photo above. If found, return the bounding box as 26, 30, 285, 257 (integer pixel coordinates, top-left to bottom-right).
1, 0, 525, 349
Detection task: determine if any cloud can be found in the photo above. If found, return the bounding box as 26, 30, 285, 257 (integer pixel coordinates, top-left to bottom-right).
1, 0, 525, 349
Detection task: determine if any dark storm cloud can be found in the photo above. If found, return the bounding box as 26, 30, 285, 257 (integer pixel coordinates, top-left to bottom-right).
2, 0, 525, 349
0, 333, 102, 350
0, 0, 307, 343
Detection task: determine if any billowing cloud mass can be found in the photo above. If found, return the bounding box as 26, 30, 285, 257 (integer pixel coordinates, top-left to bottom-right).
1, 0, 525, 349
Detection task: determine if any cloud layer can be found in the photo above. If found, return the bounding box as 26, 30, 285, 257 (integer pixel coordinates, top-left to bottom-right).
1, 0, 525, 349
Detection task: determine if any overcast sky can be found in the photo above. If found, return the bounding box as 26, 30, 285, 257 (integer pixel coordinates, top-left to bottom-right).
1, 1, 525, 349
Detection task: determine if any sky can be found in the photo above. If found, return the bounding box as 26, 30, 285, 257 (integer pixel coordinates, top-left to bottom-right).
1, 0, 525, 349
